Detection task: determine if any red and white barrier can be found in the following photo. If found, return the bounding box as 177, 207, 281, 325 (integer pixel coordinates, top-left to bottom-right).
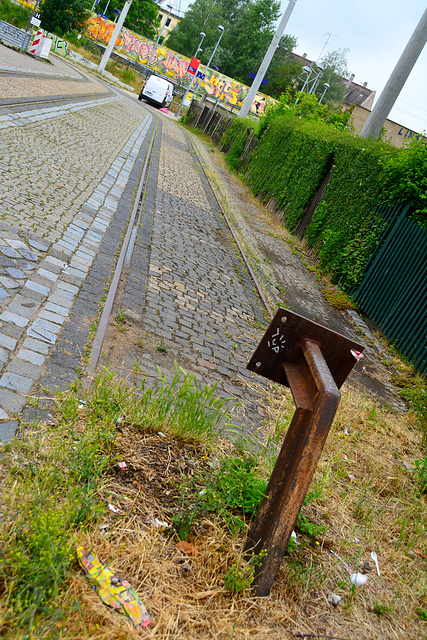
29, 30, 45, 57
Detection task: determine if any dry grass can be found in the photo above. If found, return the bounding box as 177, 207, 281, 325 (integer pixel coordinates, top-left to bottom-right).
1, 378, 425, 639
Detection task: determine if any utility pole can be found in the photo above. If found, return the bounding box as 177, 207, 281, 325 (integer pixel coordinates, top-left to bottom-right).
143, 4, 173, 78
238, 0, 297, 119
97, 0, 132, 74
360, 7, 427, 139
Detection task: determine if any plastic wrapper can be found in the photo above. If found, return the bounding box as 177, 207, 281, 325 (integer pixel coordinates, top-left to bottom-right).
77, 546, 151, 627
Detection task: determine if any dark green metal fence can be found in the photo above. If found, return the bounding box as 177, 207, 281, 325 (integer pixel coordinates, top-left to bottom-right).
353, 207, 427, 374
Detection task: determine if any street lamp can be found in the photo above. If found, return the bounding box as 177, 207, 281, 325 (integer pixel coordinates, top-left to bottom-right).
192, 25, 225, 101
295, 65, 312, 104
319, 82, 330, 104
144, 4, 173, 77
176, 31, 206, 117
309, 65, 324, 94
300, 65, 313, 92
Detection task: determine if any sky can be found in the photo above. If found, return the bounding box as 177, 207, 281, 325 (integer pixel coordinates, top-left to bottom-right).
168, 0, 427, 134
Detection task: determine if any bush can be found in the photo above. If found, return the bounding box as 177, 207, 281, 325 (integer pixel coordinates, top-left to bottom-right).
220, 117, 257, 171
380, 136, 427, 227
0, 0, 30, 28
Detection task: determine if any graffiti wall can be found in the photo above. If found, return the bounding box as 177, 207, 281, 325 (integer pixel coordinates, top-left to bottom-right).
87, 15, 273, 115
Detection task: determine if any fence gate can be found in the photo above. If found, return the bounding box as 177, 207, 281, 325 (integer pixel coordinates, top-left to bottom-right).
354, 212, 427, 374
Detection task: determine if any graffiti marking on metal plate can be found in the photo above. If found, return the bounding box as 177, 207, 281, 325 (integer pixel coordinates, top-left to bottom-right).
267, 327, 286, 354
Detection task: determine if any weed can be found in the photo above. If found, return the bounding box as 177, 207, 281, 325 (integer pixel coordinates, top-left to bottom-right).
84, 364, 234, 443
0, 385, 115, 631
157, 339, 168, 353
372, 600, 393, 615
287, 554, 326, 593
413, 457, 427, 492
399, 377, 427, 444
416, 606, 427, 620
114, 308, 129, 332
172, 453, 266, 538
296, 512, 326, 539
321, 281, 357, 310
223, 549, 267, 594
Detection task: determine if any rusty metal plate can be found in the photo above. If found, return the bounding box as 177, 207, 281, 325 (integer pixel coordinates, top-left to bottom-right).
247, 308, 364, 389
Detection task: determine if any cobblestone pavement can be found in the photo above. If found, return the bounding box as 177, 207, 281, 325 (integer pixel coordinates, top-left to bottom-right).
0, 47, 276, 441
108, 116, 272, 434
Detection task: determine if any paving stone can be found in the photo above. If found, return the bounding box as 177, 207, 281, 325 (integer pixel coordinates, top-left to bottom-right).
8, 302, 38, 320
6, 267, 25, 279
25, 280, 50, 296
0, 372, 33, 394
27, 326, 57, 345
16, 349, 45, 366
37, 268, 59, 282
1, 246, 21, 259
0, 276, 18, 289
45, 301, 70, 316
0, 311, 29, 327
0, 389, 27, 414
58, 282, 79, 295
0, 421, 18, 441
18, 248, 38, 262
49, 294, 74, 308
0, 333, 17, 350
7, 358, 42, 380
31, 318, 62, 335
45, 255, 67, 269
39, 310, 66, 325
28, 238, 49, 252
0, 324, 24, 340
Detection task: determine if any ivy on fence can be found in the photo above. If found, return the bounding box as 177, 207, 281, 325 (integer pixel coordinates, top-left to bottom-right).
219, 112, 400, 289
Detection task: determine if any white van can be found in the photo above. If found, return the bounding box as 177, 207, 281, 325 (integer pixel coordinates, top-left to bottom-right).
138, 75, 174, 108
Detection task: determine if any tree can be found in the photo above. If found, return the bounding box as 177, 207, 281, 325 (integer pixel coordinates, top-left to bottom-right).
166, 0, 281, 83
315, 48, 349, 105
263, 34, 300, 99
39, 0, 89, 35
102, 0, 159, 39
221, 0, 281, 82
258, 90, 352, 137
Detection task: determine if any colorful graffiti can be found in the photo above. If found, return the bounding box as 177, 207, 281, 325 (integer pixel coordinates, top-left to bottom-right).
87, 17, 123, 48
29, 30, 68, 56
86, 15, 273, 113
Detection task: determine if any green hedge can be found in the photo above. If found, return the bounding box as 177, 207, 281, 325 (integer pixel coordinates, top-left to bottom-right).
220, 113, 398, 288
220, 117, 257, 171
307, 135, 392, 285
246, 116, 336, 229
